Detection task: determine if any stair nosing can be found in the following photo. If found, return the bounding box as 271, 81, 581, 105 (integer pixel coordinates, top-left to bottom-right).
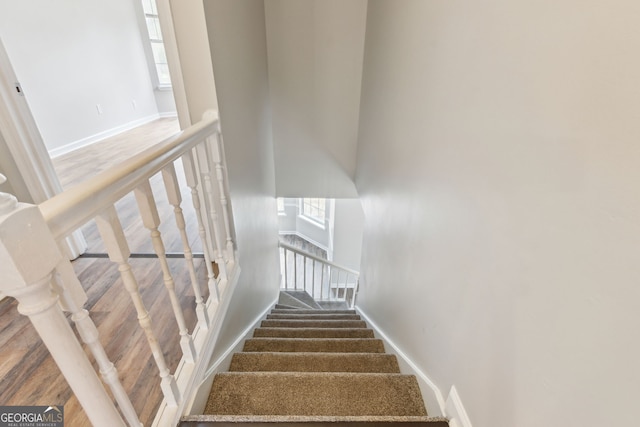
181, 415, 449, 423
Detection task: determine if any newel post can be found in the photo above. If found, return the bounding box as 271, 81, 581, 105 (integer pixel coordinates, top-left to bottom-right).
0, 175, 125, 427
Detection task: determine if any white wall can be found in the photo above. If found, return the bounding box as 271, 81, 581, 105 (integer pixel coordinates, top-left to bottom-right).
355, 1, 640, 426
170, 0, 218, 123
203, 0, 281, 362
332, 199, 363, 271
0, 0, 159, 152
265, 0, 367, 198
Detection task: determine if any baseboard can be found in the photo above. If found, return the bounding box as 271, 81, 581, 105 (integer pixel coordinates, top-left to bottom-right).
445, 385, 473, 427
48, 113, 161, 158
356, 307, 446, 417
185, 296, 278, 415
158, 112, 178, 118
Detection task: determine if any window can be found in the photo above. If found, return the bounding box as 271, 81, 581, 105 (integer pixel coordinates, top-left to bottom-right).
277, 198, 285, 213
301, 198, 326, 223
141, 0, 171, 87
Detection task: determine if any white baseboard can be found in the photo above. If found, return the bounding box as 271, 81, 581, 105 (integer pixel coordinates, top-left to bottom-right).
48, 113, 161, 158
185, 296, 278, 416
356, 307, 446, 417
445, 385, 472, 427
158, 112, 178, 118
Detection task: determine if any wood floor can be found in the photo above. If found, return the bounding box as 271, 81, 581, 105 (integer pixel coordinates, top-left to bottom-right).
0, 117, 212, 426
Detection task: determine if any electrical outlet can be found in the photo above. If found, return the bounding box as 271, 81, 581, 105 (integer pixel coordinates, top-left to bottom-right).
96, 104, 102, 115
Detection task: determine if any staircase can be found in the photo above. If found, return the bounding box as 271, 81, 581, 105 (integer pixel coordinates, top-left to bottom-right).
181, 292, 448, 426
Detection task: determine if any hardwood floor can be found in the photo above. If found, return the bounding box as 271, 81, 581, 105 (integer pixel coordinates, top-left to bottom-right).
0, 117, 211, 426
53, 117, 180, 190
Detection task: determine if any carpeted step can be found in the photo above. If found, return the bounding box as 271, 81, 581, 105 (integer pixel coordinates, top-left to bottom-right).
271, 309, 357, 315
267, 314, 361, 320
229, 352, 401, 373
253, 327, 374, 339
243, 338, 384, 353
261, 319, 367, 329
317, 300, 350, 310
180, 415, 450, 426
279, 292, 315, 310
204, 372, 427, 417
274, 304, 303, 310
282, 291, 323, 310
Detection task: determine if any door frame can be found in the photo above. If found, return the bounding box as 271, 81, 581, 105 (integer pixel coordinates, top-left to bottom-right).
0, 37, 87, 259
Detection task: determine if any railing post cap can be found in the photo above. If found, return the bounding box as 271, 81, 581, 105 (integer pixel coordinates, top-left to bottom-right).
0, 203, 62, 292
0, 173, 18, 216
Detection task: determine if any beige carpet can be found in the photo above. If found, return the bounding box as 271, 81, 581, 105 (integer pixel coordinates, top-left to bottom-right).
183, 292, 449, 426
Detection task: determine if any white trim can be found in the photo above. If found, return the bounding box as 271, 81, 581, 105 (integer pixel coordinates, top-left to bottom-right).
445, 385, 473, 427
48, 114, 161, 158
156, 0, 191, 129
201, 296, 277, 383
158, 111, 178, 118
356, 306, 446, 416
0, 37, 87, 259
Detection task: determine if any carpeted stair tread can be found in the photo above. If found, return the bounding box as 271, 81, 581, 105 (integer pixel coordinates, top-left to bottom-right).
267, 314, 361, 320
316, 300, 350, 310
282, 291, 323, 309
261, 319, 367, 329
204, 372, 427, 417
271, 309, 357, 315
181, 414, 449, 426
274, 304, 303, 310
229, 352, 401, 373
254, 327, 374, 339
279, 292, 315, 310
243, 338, 385, 353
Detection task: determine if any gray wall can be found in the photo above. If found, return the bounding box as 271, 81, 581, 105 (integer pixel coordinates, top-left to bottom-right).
355, 1, 640, 426
203, 0, 280, 362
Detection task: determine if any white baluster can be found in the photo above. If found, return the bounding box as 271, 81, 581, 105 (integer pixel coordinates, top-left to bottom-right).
181, 150, 218, 300
321, 263, 325, 300
0, 181, 125, 427
51, 260, 142, 427
161, 163, 209, 329
134, 181, 197, 363
211, 129, 235, 262
195, 141, 228, 282
294, 252, 298, 290
312, 260, 316, 300
95, 205, 180, 406
284, 247, 288, 289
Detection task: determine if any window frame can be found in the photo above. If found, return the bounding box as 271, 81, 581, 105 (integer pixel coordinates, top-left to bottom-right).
300, 198, 326, 225
141, 0, 171, 89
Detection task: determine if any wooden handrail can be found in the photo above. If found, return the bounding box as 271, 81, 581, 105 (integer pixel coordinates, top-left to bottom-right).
40, 111, 219, 240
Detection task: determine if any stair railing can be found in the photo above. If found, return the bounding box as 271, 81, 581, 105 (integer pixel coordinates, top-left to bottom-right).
0, 110, 238, 427
278, 240, 359, 308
